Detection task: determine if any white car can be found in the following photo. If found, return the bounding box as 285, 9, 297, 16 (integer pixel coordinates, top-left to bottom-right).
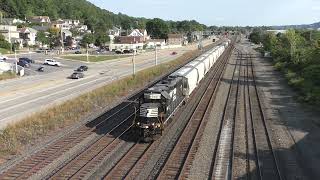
44, 59, 61, 66
0, 55, 8, 60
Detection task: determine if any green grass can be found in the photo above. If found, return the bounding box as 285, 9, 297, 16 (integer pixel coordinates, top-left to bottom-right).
0, 71, 16, 81
0, 48, 11, 54
0, 44, 215, 160
61, 55, 131, 62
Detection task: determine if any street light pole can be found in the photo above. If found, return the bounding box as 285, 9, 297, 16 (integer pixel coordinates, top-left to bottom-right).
155, 45, 158, 66
132, 50, 136, 77
15, 49, 18, 74
86, 43, 89, 62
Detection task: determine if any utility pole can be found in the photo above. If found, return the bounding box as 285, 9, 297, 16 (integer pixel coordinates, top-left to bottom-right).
60, 28, 64, 54
132, 50, 136, 77
14, 49, 18, 74
8, 23, 12, 53
155, 45, 158, 66
86, 43, 89, 62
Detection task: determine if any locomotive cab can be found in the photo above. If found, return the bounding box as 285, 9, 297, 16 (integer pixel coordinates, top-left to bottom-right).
134, 77, 184, 141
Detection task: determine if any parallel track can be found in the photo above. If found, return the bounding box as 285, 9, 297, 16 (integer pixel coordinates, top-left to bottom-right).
104, 40, 235, 180
0, 42, 221, 180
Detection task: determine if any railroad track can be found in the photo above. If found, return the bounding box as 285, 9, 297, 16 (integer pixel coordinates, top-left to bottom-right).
155, 43, 234, 180
209, 50, 283, 180
0, 102, 136, 180
0, 42, 220, 180
104, 39, 232, 179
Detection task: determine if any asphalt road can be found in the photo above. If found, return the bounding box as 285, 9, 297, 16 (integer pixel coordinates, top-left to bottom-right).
0, 39, 214, 129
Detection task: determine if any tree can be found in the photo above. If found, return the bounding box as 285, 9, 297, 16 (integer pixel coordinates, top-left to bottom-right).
81, 33, 95, 47
95, 33, 110, 47
36, 31, 49, 45
146, 18, 169, 39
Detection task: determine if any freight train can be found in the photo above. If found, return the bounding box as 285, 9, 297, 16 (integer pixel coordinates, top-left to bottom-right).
133, 39, 231, 141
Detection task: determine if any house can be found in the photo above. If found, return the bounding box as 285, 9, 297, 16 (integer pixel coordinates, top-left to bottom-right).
109, 36, 144, 51
146, 39, 166, 49
0, 18, 26, 25
117, 36, 144, 44
51, 19, 81, 30
129, 29, 149, 41
32, 26, 50, 32
28, 16, 51, 24
62, 29, 72, 40
18, 27, 38, 46
0, 25, 21, 43
167, 34, 184, 47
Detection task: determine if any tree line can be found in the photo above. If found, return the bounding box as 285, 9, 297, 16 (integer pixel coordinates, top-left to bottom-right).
249, 28, 320, 106
0, 0, 206, 36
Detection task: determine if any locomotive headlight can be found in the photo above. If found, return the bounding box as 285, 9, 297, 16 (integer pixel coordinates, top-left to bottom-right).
137, 122, 140, 125
152, 123, 155, 126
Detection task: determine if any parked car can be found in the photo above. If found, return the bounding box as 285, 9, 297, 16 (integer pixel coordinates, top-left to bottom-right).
17, 60, 30, 68
76, 65, 88, 72
75, 51, 82, 54
70, 72, 84, 79
44, 59, 61, 66
171, 51, 178, 55
0, 55, 8, 60
19, 57, 34, 63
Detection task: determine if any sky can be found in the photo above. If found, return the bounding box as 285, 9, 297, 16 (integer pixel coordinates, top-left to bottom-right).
88, 0, 320, 26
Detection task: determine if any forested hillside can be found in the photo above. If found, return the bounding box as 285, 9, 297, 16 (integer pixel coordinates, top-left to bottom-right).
0, 0, 206, 33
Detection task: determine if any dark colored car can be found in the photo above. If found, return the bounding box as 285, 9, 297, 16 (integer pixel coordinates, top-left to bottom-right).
76, 65, 88, 72
70, 72, 84, 79
75, 51, 82, 54
19, 57, 34, 63
171, 51, 178, 55
17, 60, 30, 67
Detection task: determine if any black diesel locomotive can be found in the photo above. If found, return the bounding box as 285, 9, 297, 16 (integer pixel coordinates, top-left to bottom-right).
133, 39, 230, 141
133, 76, 185, 141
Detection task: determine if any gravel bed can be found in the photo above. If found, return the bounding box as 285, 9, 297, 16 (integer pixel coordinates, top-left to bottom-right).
232, 56, 249, 179
246, 40, 318, 179
187, 52, 237, 179
132, 52, 228, 179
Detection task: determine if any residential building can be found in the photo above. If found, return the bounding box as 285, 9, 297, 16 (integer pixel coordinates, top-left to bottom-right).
108, 26, 122, 36
167, 34, 184, 46
0, 25, 21, 44
18, 27, 38, 46
28, 16, 51, 24
51, 19, 81, 30
146, 39, 166, 49
0, 18, 26, 25
32, 26, 50, 32
129, 29, 149, 41
117, 36, 144, 44
110, 36, 144, 51
62, 29, 72, 40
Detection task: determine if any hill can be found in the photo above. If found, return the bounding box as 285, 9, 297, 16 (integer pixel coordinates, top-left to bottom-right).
272, 21, 320, 30
0, 0, 206, 33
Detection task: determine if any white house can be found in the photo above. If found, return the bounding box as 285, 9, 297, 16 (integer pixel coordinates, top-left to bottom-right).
19, 27, 38, 46
146, 39, 166, 49
0, 25, 21, 43
28, 16, 51, 24
129, 29, 149, 41
1, 18, 26, 25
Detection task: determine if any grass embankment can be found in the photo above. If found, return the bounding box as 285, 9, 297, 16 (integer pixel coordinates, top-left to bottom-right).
0, 71, 16, 81
0, 48, 10, 54
0, 44, 214, 159
61, 55, 131, 62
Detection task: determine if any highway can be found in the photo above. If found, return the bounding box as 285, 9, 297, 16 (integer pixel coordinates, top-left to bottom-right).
0, 40, 212, 129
